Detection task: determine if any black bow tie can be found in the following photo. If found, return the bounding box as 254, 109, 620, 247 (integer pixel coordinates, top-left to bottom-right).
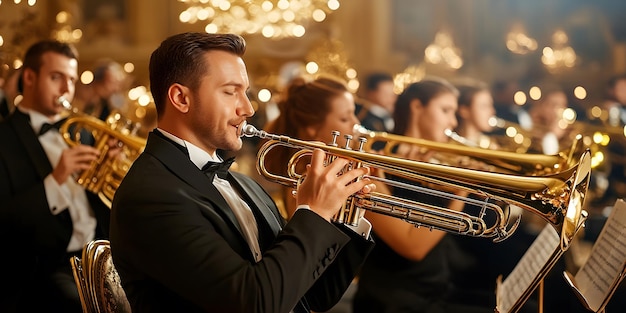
39, 118, 67, 136
201, 157, 235, 180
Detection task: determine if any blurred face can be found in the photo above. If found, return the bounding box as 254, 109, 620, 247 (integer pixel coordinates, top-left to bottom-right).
532, 91, 567, 128
101, 69, 125, 96
22, 51, 78, 117
188, 50, 254, 154
613, 79, 626, 105
370, 81, 397, 112
308, 91, 359, 147
417, 92, 458, 143
467, 90, 495, 132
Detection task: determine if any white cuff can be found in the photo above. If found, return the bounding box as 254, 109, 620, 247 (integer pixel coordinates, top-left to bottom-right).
344, 217, 372, 240
43, 174, 71, 215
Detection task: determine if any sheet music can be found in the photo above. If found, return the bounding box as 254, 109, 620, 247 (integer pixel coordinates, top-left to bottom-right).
497, 224, 562, 313
574, 199, 626, 311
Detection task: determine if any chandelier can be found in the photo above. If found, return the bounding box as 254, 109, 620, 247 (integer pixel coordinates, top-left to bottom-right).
541, 30, 577, 72
304, 38, 358, 91
178, 0, 340, 39
506, 23, 537, 55
424, 30, 463, 70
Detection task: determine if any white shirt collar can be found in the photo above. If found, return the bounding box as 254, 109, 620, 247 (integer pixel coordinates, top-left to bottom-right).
156, 128, 221, 170
368, 104, 391, 118
18, 107, 63, 134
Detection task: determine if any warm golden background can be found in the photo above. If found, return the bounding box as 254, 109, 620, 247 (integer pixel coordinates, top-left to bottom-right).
1, 0, 625, 129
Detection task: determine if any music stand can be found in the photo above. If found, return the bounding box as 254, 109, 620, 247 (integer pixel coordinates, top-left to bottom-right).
563, 199, 626, 313
494, 224, 565, 313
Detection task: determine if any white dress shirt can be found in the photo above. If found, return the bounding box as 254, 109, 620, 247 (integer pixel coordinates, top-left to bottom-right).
158, 128, 263, 262
24, 108, 96, 252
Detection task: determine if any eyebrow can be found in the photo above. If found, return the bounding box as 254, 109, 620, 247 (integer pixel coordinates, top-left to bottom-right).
222, 81, 245, 88
50, 70, 78, 81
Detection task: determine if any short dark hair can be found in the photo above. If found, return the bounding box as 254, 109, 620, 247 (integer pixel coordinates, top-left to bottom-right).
19, 40, 78, 93
365, 72, 393, 92
149, 32, 246, 118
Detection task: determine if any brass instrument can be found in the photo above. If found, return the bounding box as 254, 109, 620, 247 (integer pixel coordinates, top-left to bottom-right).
240, 122, 591, 250
488, 117, 534, 153
355, 125, 579, 176
58, 97, 146, 208
491, 114, 622, 170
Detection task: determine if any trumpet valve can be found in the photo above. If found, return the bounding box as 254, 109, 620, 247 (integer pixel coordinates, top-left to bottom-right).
357, 137, 367, 152
343, 134, 353, 150
329, 131, 340, 147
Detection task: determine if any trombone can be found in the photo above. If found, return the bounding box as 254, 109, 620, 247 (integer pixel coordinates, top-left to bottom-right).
240, 122, 591, 250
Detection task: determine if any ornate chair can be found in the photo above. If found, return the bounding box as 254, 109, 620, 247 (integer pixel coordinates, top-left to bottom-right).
70, 240, 131, 313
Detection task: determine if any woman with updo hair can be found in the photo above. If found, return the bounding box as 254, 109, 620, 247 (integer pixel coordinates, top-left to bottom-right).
263, 75, 360, 218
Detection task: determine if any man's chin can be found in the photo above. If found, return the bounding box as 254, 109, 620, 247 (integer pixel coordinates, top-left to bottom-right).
225, 138, 243, 152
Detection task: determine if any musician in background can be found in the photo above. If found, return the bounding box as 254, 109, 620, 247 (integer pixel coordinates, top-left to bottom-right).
601, 73, 626, 127
0, 69, 22, 121
355, 72, 397, 134
600, 74, 626, 205
74, 58, 128, 121
353, 78, 492, 313
449, 79, 539, 311
492, 79, 532, 129
527, 85, 570, 155
453, 79, 497, 149
263, 76, 360, 218
0, 40, 111, 312
110, 32, 376, 313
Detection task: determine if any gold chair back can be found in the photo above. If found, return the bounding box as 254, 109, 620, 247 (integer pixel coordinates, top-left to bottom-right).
70, 240, 131, 313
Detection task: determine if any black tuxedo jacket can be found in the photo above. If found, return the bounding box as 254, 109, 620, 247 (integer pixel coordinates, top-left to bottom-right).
110, 131, 374, 313
0, 110, 111, 311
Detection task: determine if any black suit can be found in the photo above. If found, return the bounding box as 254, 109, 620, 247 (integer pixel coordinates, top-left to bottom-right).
110, 131, 374, 313
355, 102, 393, 133
0, 110, 111, 312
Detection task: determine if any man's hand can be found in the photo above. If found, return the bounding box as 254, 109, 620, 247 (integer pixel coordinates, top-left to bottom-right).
52, 145, 100, 185
295, 148, 374, 222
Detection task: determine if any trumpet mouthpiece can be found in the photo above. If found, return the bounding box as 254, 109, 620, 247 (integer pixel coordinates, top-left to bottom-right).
238, 121, 279, 140
56, 97, 72, 110
238, 121, 256, 137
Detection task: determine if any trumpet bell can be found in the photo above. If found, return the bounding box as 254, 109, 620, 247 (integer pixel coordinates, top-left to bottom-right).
561, 149, 590, 249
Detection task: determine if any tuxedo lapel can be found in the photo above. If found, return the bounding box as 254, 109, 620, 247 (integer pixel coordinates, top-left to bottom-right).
143, 132, 245, 237
229, 172, 283, 238
9, 110, 52, 179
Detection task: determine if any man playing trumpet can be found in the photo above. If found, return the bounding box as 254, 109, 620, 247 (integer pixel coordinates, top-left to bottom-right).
109, 32, 376, 313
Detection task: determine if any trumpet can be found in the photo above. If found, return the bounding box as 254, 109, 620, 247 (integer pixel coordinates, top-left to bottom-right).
58, 97, 146, 208
240, 122, 590, 249
355, 125, 580, 176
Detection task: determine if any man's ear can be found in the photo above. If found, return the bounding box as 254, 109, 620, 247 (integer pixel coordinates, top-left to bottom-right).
168, 83, 191, 113
21, 68, 36, 89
